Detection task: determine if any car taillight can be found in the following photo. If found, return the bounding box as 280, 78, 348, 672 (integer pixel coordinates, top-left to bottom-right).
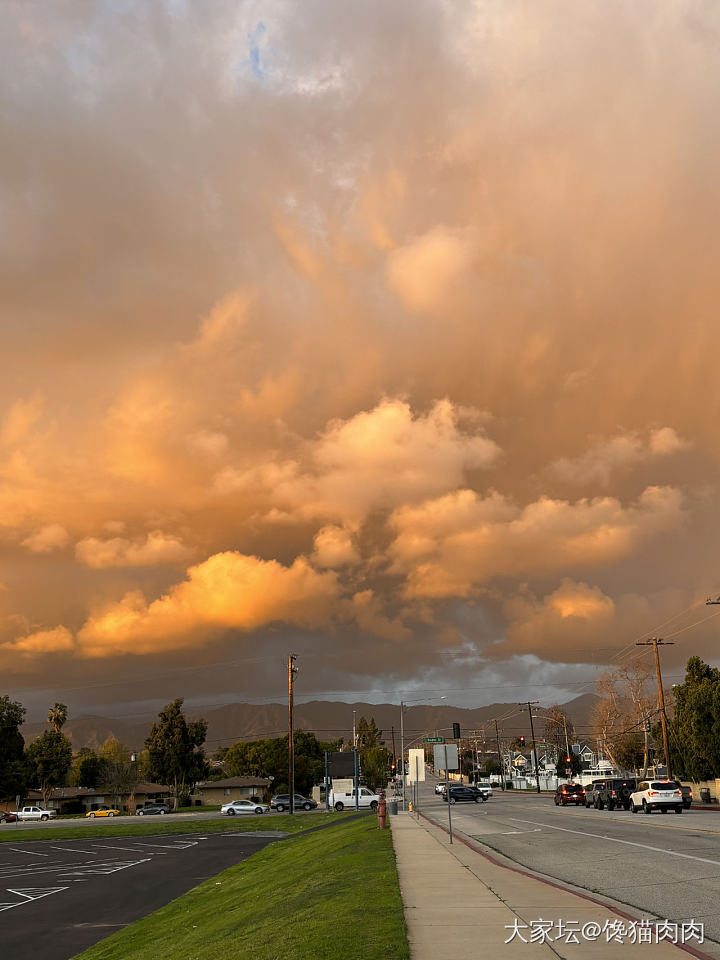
649, 791, 657, 796
675, 790, 681, 796
689, 789, 693, 797
611, 791, 616, 796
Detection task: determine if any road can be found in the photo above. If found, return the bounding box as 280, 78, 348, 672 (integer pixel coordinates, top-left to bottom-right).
0, 828, 283, 960
415, 778, 720, 943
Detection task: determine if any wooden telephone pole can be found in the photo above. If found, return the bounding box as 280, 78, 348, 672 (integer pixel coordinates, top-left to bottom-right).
636, 639, 673, 780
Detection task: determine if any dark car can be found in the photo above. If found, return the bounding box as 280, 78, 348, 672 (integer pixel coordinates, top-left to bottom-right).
270, 794, 317, 812
0, 811, 18, 823
135, 803, 171, 816
443, 786, 488, 804
592, 778, 637, 811
681, 785, 692, 809
554, 783, 585, 806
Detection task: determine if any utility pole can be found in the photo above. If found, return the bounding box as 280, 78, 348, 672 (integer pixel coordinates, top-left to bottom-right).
636, 639, 673, 780
352, 710, 357, 748
391, 725, 396, 773
288, 654, 298, 814
522, 702, 541, 793
493, 719, 505, 791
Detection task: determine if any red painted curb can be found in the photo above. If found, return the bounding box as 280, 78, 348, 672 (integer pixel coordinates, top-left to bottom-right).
415, 811, 716, 960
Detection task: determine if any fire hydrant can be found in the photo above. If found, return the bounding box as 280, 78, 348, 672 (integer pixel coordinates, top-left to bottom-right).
377, 793, 387, 830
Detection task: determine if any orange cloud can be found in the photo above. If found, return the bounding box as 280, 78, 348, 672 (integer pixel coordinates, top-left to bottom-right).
75, 551, 340, 657
75, 531, 193, 569
389, 486, 684, 599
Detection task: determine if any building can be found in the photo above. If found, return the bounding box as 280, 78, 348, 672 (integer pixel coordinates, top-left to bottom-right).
191, 776, 271, 805
21, 781, 171, 815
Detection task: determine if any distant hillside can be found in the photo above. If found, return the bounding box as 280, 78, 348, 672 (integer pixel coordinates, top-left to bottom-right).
21, 693, 600, 752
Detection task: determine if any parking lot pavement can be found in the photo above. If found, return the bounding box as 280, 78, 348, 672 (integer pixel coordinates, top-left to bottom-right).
0, 830, 283, 960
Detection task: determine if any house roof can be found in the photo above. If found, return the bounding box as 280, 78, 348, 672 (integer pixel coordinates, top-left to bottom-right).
26, 781, 171, 801
197, 776, 270, 788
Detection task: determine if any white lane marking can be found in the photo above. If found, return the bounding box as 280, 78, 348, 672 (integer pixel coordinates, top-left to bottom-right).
6, 848, 49, 857
0, 887, 68, 912
509, 818, 720, 867
59, 858, 151, 877
500, 828, 542, 835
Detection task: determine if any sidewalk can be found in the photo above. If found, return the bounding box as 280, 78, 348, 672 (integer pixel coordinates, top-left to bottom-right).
390, 811, 720, 960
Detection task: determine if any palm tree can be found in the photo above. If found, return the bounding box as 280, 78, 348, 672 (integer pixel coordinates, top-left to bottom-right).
47, 702, 68, 733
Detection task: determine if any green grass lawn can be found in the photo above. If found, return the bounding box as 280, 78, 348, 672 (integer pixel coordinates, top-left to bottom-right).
0, 811, 352, 843
71, 816, 409, 960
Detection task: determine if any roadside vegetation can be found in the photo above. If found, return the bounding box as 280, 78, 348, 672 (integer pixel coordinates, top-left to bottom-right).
71, 815, 408, 960
0, 810, 356, 844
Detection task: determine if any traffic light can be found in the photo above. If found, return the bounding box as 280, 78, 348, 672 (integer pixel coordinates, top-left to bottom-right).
565, 756, 571, 764
452, 722, 461, 739
519, 735, 526, 747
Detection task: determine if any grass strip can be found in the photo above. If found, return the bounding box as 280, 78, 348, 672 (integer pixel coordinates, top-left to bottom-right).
71, 815, 409, 960
0, 811, 355, 843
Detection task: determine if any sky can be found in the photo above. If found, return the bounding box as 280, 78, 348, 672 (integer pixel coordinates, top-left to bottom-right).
3, 0, 720, 720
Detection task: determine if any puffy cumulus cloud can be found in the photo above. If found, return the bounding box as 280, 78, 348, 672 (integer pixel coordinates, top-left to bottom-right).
549, 428, 689, 486
346, 589, 410, 642
389, 486, 684, 599
311, 526, 361, 568
4, 0, 720, 703
502, 580, 615, 657
1, 626, 75, 655
216, 399, 500, 525
386, 226, 475, 314
22, 523, 70, 554
75, 551, 340, 657
75, 531, 194, 569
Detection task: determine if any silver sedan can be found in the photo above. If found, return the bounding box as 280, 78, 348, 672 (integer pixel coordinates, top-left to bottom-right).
221, 799, 269, 816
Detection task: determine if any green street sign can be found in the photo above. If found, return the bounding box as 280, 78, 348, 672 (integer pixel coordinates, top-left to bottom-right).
423, 737, 444, 743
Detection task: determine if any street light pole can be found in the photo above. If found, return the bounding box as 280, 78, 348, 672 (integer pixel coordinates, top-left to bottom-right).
523, 702, 541, 793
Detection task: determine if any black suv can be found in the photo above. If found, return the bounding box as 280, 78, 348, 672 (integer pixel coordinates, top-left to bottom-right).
588, 778, 636, 811
443, 785, 488, 804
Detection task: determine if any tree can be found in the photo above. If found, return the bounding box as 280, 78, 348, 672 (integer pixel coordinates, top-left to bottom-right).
26, 731, 72, 806
0, 695, 27, 800
145, 699, 209, 808
70, 748, 105, 789
360, 746, 390, 790
613, 732, 646, 772
223, 731, 341, 795
356, 716, 383, 749
541, 706, 575, 754
667, 656, 720, 780
47, 703, 68, 733
593, 662, 654, 772
100, 736, 137, 804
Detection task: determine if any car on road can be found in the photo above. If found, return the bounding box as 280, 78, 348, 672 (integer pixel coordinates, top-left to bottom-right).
443, 785, 488, 804
629, 780, 683, 814
681, 785, 693, 809
16, 806, 57, 821
554, 783, 586, 806
270, 794, 317, 812
136, 803, 171, 816
434, 782, 445, 795
221, 799, 269, 816
86, 806, 121, 818
474, 780, 494, 797
0, 811, 18, 823
592, 778, 637, 811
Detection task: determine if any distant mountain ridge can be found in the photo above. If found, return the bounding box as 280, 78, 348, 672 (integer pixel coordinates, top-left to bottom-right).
20, 693, 600, 752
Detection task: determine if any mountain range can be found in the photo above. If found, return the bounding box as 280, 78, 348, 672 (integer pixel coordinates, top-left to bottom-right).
21, 693, 600, 753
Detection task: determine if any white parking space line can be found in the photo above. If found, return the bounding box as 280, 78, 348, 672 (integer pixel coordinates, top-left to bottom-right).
6, 848, 49, 857
0, 887, 68, 912
50, 846, 95, 855
509, 817, 720, 867
91, 843, 149, 853
131, 840, 198, 850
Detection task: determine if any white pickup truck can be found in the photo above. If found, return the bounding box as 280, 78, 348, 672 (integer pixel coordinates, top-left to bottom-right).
329, 787, 381, 812
16, 806, 57, 822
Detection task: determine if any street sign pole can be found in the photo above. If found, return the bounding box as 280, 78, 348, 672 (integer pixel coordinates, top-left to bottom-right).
444, 744, 453, 844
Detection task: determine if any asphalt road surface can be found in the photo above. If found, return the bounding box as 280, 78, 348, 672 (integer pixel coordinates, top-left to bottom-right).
0, 829, 283, 960
417, 778, 720, 943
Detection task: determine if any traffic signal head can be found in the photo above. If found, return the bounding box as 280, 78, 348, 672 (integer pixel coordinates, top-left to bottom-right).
452, 722, 461, 739
519, 735, 526, 746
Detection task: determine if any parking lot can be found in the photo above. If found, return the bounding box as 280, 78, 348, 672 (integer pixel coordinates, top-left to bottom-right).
0, 830, 283, 960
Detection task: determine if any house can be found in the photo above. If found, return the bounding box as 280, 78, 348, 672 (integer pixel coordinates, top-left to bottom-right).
23, 781, 171, 815
191, 776, 272, 805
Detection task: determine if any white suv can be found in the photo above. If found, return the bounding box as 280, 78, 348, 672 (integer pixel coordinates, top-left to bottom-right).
629, 780, 683, 815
